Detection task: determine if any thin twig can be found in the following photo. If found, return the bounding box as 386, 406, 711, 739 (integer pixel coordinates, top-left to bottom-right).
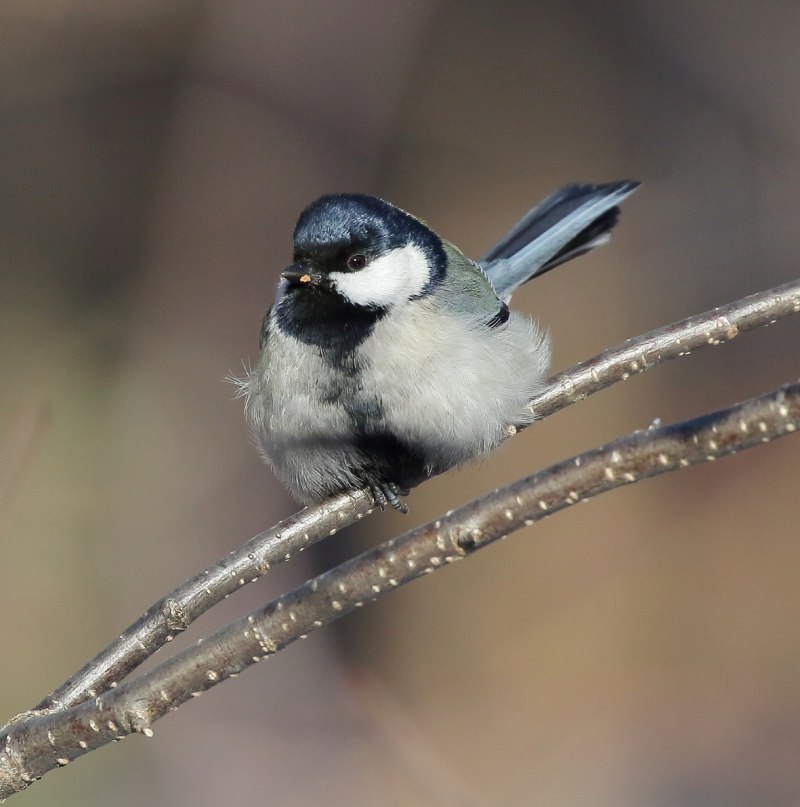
36, 493, 372, 710
32, 278, 800, 714
2, 381, 797, 800
527, 278, 800, 419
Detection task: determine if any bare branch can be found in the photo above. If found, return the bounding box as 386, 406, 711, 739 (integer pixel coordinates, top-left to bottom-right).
32, 277, 800, 715
35, 492, 373, 711
528, 278, 800, 419
2, 381, 797, 800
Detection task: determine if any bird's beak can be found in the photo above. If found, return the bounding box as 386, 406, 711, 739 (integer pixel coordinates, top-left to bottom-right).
281, 263, 322, 287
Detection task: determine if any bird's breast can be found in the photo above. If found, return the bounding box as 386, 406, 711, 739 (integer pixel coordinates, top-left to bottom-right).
358, 299, 551, 465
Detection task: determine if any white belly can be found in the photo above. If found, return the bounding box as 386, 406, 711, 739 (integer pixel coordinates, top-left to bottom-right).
359, 300, 550, 470
242, 302, 550, 502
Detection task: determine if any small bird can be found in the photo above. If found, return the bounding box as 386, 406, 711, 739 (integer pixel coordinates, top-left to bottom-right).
238, 181, 638, 512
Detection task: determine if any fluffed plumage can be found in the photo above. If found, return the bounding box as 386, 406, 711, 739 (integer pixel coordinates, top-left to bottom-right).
237, 182, 638, 510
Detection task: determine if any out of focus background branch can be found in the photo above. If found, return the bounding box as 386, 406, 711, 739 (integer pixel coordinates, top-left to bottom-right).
3, 3, 800, 806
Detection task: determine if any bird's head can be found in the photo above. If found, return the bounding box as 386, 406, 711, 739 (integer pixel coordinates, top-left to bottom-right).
281, 194, 446, 309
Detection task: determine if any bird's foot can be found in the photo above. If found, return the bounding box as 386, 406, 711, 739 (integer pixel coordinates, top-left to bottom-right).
368, 481, 410, 514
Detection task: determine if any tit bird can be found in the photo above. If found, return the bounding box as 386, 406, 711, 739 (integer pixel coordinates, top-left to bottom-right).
239, 181, 638, 512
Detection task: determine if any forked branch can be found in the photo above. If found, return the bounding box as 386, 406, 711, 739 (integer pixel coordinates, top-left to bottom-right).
33, 278, 800, 716
1, 381, 798, 799
1, 279, 799, 801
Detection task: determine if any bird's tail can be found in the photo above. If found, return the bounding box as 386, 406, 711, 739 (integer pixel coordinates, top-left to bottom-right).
481, 180, 639, 301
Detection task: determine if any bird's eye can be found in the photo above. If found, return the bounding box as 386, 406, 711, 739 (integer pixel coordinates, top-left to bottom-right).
346, 253, 368, 271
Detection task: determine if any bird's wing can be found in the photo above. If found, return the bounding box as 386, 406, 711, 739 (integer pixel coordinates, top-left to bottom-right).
433, 242, 509, 328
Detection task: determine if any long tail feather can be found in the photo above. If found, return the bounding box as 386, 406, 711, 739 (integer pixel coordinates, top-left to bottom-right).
481, 180, 639, 301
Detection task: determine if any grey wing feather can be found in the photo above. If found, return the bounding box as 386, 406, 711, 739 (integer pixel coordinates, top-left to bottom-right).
436, 242, 509, 326
481, 180, 639, 301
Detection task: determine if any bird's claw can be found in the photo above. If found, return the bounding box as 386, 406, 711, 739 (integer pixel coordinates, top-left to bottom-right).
368, 482, 409, 514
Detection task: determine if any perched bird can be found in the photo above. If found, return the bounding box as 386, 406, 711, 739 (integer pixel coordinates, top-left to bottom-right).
238, 181, 638, 512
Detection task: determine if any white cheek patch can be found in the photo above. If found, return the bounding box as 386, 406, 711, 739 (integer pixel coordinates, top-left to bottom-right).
329, 244, 431, 308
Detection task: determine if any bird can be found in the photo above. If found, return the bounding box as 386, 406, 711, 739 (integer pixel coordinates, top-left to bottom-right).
237, 181, 638, 513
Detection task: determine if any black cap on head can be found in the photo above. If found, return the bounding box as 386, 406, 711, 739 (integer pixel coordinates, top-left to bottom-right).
293, 194, 446, 283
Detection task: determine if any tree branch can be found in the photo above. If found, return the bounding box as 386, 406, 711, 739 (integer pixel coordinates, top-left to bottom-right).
32, 278, 800, 716
527, 278, 800, 419
2, 381, 798, 800
35, 493, 372, 711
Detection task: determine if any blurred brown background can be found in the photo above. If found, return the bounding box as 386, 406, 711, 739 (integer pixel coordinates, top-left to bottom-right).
2, 2, 800, 805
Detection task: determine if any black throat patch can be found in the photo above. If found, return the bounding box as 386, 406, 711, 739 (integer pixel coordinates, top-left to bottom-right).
271, 285, 386, 369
